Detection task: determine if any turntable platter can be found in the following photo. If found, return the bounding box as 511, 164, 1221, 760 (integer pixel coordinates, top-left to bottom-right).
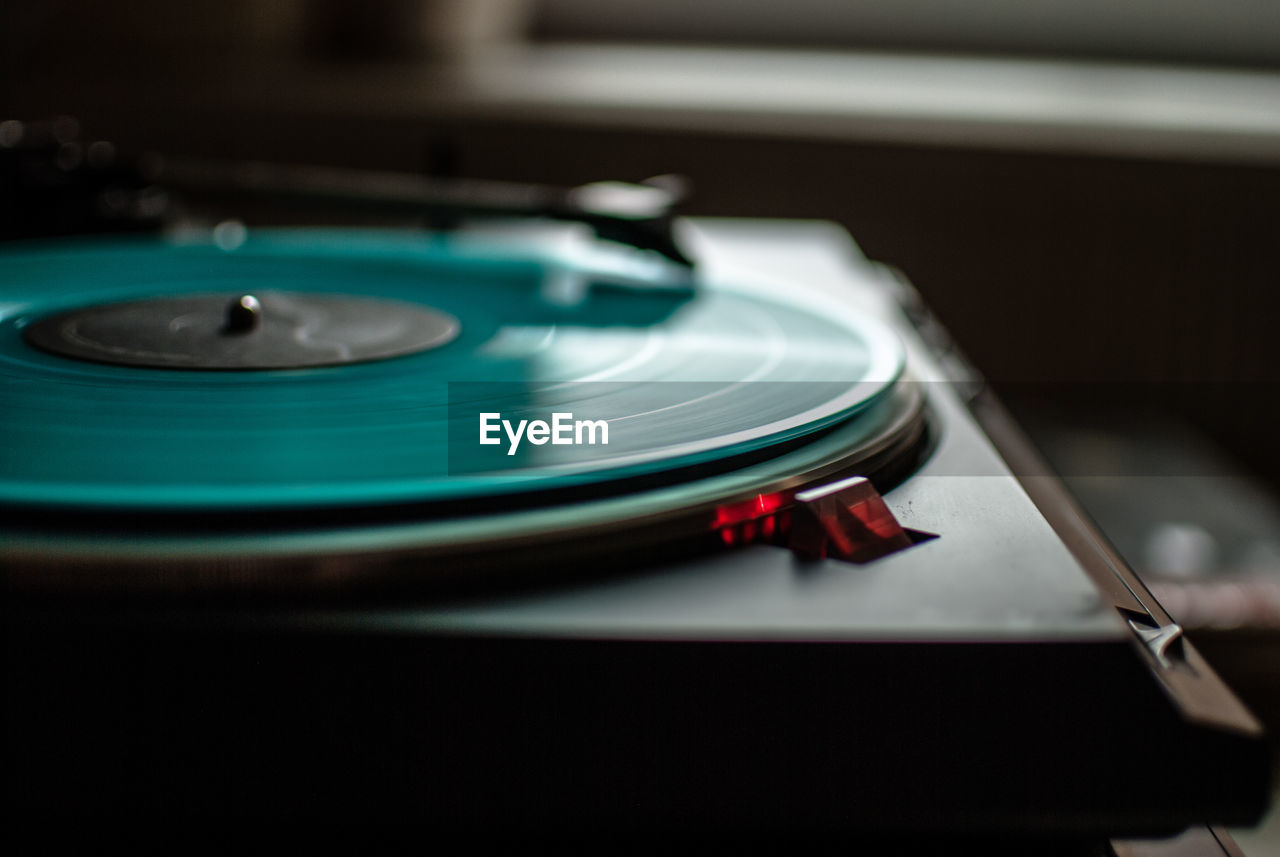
0, 230, 905, 512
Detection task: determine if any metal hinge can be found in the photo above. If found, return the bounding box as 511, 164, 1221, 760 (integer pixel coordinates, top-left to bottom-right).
1123, 610, 1188, 670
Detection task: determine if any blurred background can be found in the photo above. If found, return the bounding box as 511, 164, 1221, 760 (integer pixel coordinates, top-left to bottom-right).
4, 0, 1279, 848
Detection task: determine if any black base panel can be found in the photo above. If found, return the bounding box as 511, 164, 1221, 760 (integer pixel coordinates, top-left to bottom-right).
5, 607, 1268, 835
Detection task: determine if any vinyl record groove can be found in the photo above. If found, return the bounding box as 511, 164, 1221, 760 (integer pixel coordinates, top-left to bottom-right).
0, 230, 905, 512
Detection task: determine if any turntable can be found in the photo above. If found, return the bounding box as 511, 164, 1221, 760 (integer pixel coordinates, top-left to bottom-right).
1, 133, 1269, 848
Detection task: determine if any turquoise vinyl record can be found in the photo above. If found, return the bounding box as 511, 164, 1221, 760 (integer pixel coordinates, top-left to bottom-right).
0, 229, 905, 511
